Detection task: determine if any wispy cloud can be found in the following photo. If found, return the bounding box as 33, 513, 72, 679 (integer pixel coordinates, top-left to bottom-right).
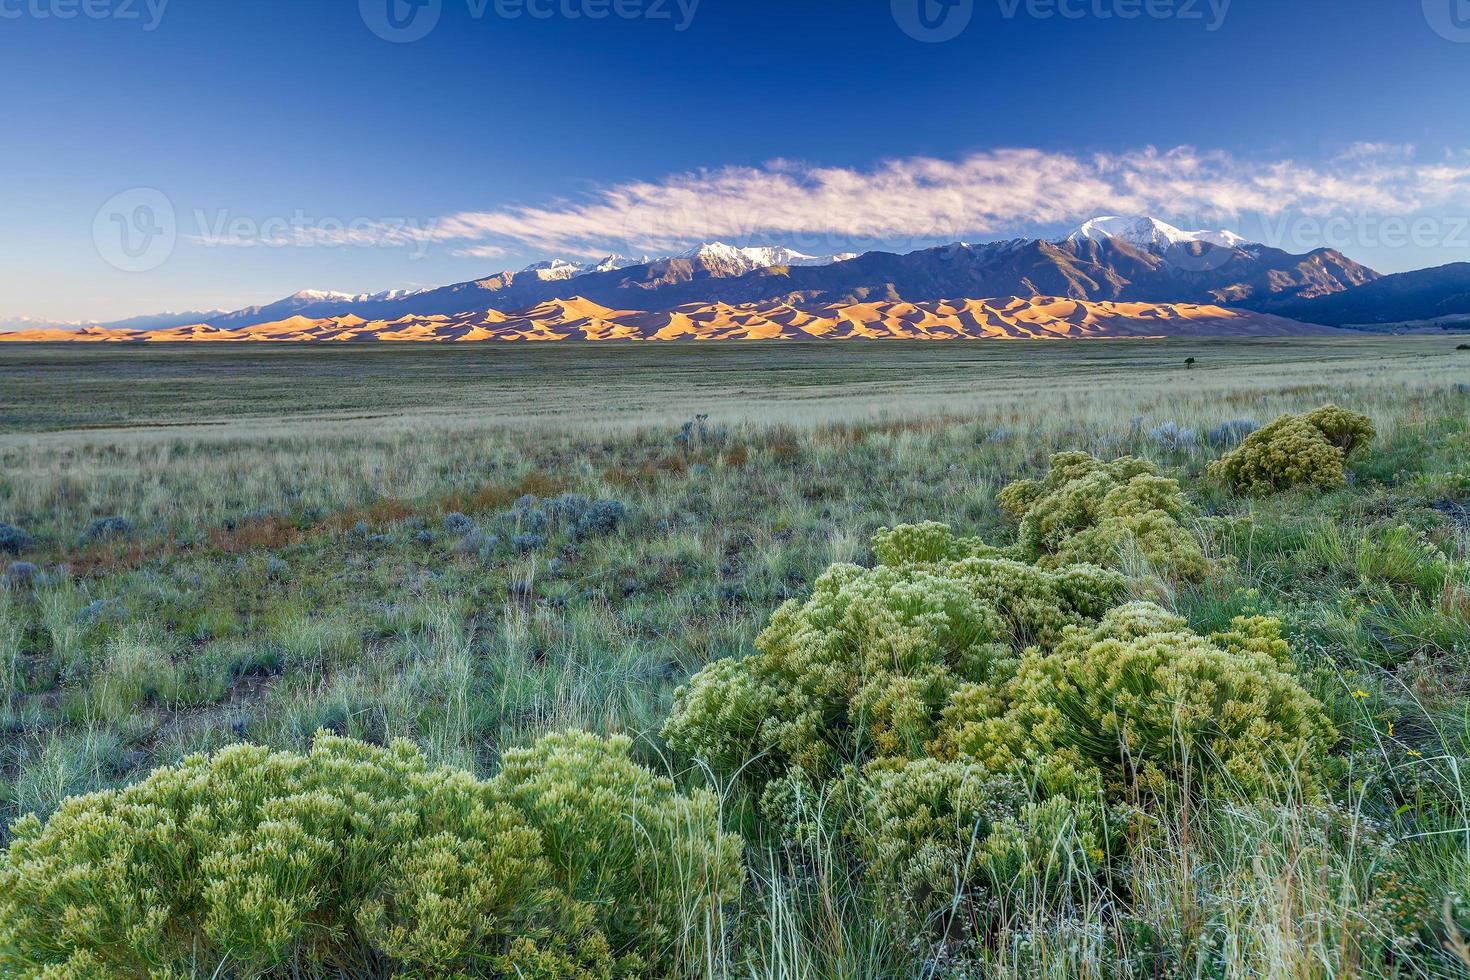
207, 145, 1470, 259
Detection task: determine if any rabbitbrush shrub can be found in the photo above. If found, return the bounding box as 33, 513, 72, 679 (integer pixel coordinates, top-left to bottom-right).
0, 731, 741, 979
662, 522, 1128, 797
842, 758, 1112, 929
666, 523, 1334, 930
998, 451, 1209, 581
1208, 404, 1375, 494
965, 602, 1338, 799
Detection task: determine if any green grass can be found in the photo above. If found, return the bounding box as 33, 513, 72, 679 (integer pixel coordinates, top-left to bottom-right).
3, 338, 1470, 976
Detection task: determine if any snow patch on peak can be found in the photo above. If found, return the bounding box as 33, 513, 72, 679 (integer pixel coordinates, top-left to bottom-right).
289, 289, 355, 302
1066, 216, 1251, 251
586, 254, 643, 273
287, 287, 428, 305
520, 255, 642, 281
520, 258, 585, 281
676, 242, 858, 270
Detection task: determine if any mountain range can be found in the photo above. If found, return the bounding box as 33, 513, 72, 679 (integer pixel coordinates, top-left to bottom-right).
11, 217, 1470, 339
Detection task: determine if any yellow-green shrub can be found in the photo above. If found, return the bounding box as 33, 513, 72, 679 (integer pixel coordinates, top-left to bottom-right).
663, 524, 1127, 795
666, 524, 1332, 932
844, 759, 1110, 929
0, 732, 742, 979
849, 602, 1333, 925
494, 731, 743, 970
1208, 404, 1375, 494
1000, 452, 1209, 581
1301, 404, 1375, 454
871, 520, 1017, 565
955, 603, 1338, 798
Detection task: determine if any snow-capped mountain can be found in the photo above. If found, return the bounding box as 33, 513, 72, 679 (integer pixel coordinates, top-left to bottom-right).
520, 245, 854, 283
520, 259, 592, 282
203, 288, 431, 331
104, 227, 1377, 334
287, 287, 429, 304
675, 242, 858, 273
1065, 216, 1252, 251
520, 255, 643, 281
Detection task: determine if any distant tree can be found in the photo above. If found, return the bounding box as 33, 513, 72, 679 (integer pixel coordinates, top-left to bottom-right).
1456, 343, 1470, 351
1185, 357, 1197, 369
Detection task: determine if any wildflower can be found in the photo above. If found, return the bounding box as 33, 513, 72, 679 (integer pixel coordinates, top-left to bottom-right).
1352, 689, 1370, 699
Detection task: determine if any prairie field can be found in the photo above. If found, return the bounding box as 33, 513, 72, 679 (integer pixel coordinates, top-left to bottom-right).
4, 337, 1470, 978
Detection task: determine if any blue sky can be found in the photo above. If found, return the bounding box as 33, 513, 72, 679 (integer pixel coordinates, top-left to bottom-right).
3, 0, 1469, 321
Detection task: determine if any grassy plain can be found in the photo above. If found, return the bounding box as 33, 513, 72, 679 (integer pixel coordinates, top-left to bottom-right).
3, 336, 1470, 976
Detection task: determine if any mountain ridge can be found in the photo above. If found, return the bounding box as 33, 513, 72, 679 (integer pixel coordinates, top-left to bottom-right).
184, 229, 1377, 332
1263, 262, 1470, 327
21, 217, 1453, 334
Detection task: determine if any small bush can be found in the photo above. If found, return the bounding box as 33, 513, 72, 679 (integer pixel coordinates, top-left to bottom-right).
77, 597, 127, 630
512, 532, 546, 554
576, 499, 629, 538
542, 493, 589, 526
0, 523, 32, 556
495, 731, 743, 970
845, 759, 1110, 930
999, 452, 1209, 581
1148, 421, 1198, 453
871, 520, 1015, 565
1208, 405, 1374, 494
992, 603, 1337, 797
442, 512, 477, 536
1302, 404, 1375, 455
453, 529, 493, 557
0, 732, 742, 978
1, 563, 37, 590
77, 516, 134, 548
667, 529, 1333, 931
664, 523, 1126, 795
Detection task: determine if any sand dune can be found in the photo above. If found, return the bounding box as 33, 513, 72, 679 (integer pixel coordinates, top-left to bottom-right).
0, 296, 1338, 343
